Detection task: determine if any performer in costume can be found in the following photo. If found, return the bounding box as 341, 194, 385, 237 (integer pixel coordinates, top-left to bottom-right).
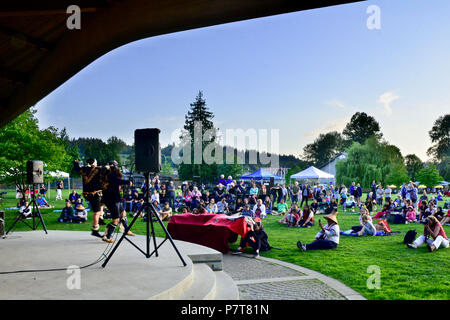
74, 158, 104, 238
101, 160, 135, 243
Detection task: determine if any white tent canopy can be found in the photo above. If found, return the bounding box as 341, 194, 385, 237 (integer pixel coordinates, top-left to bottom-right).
45, 170, 70, 179
290, 166, 335, 180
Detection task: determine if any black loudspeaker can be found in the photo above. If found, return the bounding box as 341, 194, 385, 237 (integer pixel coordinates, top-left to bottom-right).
269, 177, 275, 188
26, 160, 44, 184
135, 128, 161, 173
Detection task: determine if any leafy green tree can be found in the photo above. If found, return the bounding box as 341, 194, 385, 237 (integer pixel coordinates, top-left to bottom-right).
336, 137, 403, 188
302, 131, 345, 167
416, 164, 443, 188
342, 112, 383, 145
427, 114, 450, 180
386, 163, 410, 187
0, 109, 69, 197
427, 114, 450, 160
405, 154, 423, 181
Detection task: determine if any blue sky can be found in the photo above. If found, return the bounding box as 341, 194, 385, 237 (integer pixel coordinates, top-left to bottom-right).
35, 0, 450, 161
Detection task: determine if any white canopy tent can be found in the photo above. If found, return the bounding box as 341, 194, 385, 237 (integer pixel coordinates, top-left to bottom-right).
290, 166, 335, 183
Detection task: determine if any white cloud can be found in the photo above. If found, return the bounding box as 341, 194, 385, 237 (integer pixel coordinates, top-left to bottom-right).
378, 92, 399, 116
324, 99, 346, 109
304, 118, 349, 138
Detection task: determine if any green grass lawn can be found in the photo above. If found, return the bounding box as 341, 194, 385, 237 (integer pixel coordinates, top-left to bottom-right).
1, 189, 449, 300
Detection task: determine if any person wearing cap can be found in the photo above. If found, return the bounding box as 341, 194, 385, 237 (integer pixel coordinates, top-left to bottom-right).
101, 160, 134, 243
73, 203, 88, 223
408, 216, 449, 252
74, 158, 104, 238
297, 209, 340, 251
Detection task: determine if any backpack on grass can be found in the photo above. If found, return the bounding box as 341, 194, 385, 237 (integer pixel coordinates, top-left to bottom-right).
403, 229, 417, 244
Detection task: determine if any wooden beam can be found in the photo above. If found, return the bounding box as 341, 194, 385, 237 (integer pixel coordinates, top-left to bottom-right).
0, 67, 28, 84
0, 24, 52, 52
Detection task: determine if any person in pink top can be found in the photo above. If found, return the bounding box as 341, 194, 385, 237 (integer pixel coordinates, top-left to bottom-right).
183, 189, 193, 210
405, 206, 417, 223
408, 216, 449, 252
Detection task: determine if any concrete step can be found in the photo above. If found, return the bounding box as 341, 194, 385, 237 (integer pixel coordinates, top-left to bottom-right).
213, 270, 239, 300
175, 263, 217, 300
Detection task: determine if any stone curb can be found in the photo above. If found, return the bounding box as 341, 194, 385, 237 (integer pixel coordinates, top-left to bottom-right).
237, 254, 366, 300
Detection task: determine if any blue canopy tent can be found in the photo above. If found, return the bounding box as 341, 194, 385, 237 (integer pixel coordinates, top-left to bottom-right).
240, 168, 282, 180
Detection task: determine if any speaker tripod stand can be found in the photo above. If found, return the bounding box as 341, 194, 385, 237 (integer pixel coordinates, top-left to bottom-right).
102, 172, 186, 268
6, 184, 48, 235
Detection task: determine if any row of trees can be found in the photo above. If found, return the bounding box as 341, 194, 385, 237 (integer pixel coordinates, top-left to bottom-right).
302, 112, 449, 188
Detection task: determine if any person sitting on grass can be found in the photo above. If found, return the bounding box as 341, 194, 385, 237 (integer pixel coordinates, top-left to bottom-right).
36, 194, 51, 208
72, 204, 88, 223
310, 199, 319, 214
439, 209, 450, 226
365, 192, 377, 214
69, 190, 80, 206
408, 216, 449, 252
297, 209, 340, 252
57, 200, 74, 223
373, 204, 390, 219
217, 198, 228, 214
345, 195, 357, 212
406, 205, 417, 223
297, 205, 314, 228
241, 204, 254, 218
232, 218, 270, 258
206, 198, 218, 214
324, 198, 338, 215
433, 206, 445, 222
317, 198, 328, 214
253, 199, 266, 219
159, 202, 173, 220
272, 198, 288, 216
279, 203, 300, 226
18, 201, 32, 218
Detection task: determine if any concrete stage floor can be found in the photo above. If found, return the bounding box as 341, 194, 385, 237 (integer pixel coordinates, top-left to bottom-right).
0, 230, 222, 300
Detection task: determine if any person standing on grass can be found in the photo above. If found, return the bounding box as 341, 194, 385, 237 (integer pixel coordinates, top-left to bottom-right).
384, 185, 392, 205
291, 182, 300, 205
56, 180, 63, 201
297, 209, 340, 251
376, 185, 384, 208
408, 216, 448, 252
371, 180, 377, 199
355, 183, 363, 207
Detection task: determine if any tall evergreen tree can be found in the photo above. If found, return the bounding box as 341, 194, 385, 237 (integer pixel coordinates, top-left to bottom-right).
178, 91, 220, 182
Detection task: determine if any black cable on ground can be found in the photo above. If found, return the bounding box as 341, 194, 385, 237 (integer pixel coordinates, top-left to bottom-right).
0, 228, 122, 275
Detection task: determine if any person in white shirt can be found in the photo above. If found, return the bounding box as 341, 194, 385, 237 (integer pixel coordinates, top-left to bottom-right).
217, 199, 228, 214
384, 186, 392, 204
19, 201, 32, 218
151, 189, 160, 204
253, 199, 266, 219
297, 209, 340, 251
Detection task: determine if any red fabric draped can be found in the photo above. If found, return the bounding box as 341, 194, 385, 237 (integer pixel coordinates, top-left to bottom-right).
167, 213, 249, 253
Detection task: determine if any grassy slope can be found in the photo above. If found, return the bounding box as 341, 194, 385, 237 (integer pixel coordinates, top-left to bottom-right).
1, 189, 449, 300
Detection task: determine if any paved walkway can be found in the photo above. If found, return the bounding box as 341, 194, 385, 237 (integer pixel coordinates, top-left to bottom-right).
222, 254, 365, 300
